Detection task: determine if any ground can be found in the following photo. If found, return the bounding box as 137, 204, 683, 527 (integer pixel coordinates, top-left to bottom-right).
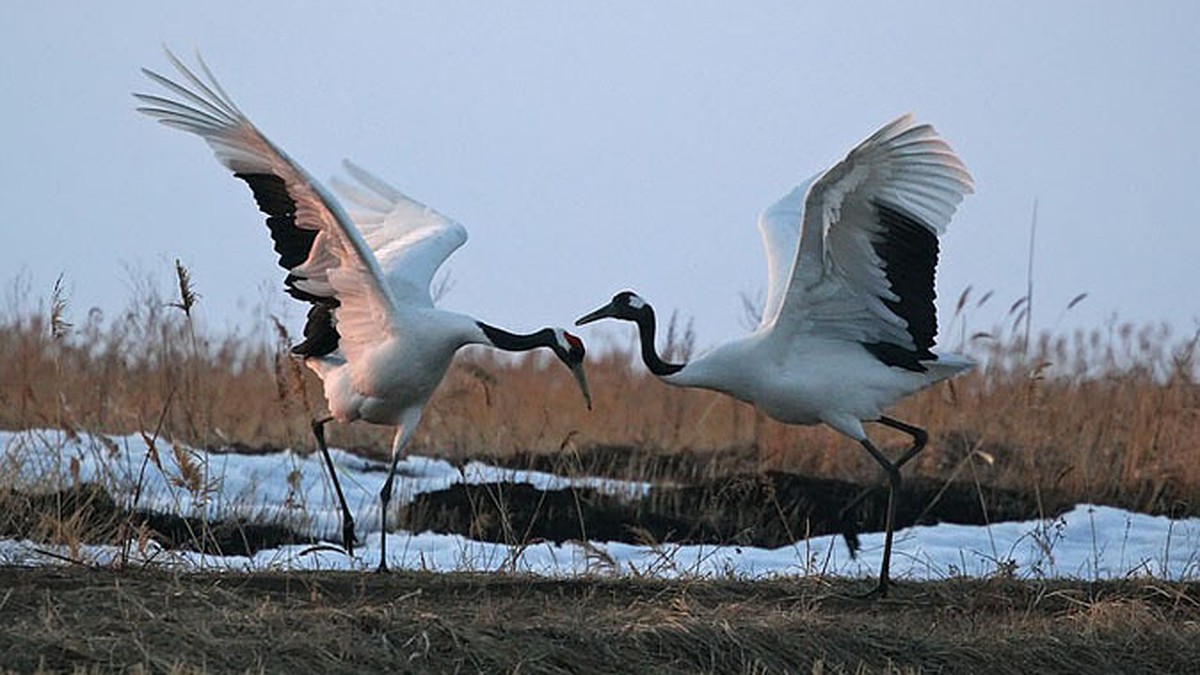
1, 567, 1197, 674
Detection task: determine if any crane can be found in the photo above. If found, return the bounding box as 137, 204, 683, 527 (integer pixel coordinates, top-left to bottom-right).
137, 51, 591, 571
576, 114, 973, 595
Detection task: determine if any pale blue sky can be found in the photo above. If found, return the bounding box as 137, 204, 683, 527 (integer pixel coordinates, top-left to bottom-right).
3, 2, 1198, 351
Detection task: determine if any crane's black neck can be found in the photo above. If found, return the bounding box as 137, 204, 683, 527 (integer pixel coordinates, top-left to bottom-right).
632, 306, 685, 377
477, 322, 554, 352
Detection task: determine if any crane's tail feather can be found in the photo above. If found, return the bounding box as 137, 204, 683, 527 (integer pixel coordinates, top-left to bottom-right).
924, 352, 974, 382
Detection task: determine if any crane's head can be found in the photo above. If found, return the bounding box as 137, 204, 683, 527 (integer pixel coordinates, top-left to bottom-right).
575, 291, 649, 325
550, 328, 591, 410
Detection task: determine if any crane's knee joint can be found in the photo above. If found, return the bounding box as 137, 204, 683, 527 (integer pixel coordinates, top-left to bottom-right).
912, 428, 928, 448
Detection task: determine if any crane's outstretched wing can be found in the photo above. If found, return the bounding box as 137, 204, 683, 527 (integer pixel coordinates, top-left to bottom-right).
135, 49, 404, 363
766, 114, 974, 370
331, 161, 467, 309
756, 173, 818, 330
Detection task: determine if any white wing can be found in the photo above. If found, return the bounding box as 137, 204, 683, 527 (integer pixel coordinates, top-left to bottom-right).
331, 161, 467, 309
767, 115, 974, 365
136, 50, 403, 362
756, 173, 818, 329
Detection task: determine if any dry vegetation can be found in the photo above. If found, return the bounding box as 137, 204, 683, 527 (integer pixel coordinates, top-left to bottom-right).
1, 568, 1198, 674
3, 272, 1199, 519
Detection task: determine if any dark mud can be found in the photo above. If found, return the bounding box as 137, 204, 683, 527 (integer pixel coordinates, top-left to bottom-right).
0, 484, 308, 557
401, 472, 1079, 550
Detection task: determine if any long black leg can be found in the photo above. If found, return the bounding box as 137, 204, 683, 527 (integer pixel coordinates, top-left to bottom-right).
377, 419, 417, 574
313, 417, 357, 556
377, 469, 394, 573
839, 417, 927, 554
858, 436, 902, 597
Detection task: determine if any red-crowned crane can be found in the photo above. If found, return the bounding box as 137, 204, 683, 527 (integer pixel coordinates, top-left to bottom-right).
137, 51, 591, 572
577, 115, 973, 596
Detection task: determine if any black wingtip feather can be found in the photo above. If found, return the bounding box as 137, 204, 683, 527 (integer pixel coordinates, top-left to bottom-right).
290, 304, 340, 358
233, 172, 321, 270
234, 172, 295, 218
267, 216, 317, 270
862, 200, 939, 372
232, 172, 341, 356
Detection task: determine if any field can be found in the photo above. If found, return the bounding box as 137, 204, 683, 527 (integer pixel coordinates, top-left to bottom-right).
4, 569, 1200, 674
2, 276, 1200, 672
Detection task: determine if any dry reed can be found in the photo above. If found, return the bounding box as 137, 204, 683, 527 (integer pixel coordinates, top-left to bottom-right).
2, 272, 1198, 517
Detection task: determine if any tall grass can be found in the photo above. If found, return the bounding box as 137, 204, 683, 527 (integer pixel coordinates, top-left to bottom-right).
2, 272, 1198, 516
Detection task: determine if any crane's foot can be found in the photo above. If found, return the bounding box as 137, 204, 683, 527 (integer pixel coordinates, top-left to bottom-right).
855, 578, 891, 600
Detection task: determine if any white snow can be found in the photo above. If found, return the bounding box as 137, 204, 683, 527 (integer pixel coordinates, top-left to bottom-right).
0, 429, 649, 541
2, 429, 1198, 581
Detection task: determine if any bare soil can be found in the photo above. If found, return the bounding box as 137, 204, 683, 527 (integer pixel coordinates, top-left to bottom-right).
0, 567, 1197, 674
402, 471, 1080, 552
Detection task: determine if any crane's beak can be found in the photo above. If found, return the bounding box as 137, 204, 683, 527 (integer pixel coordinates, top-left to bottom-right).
575, 301, 617, 326
569, 361, 592, 410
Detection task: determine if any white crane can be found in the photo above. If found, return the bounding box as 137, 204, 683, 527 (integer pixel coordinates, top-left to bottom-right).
576, 115, 973, 596
136, 51, 591, 572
